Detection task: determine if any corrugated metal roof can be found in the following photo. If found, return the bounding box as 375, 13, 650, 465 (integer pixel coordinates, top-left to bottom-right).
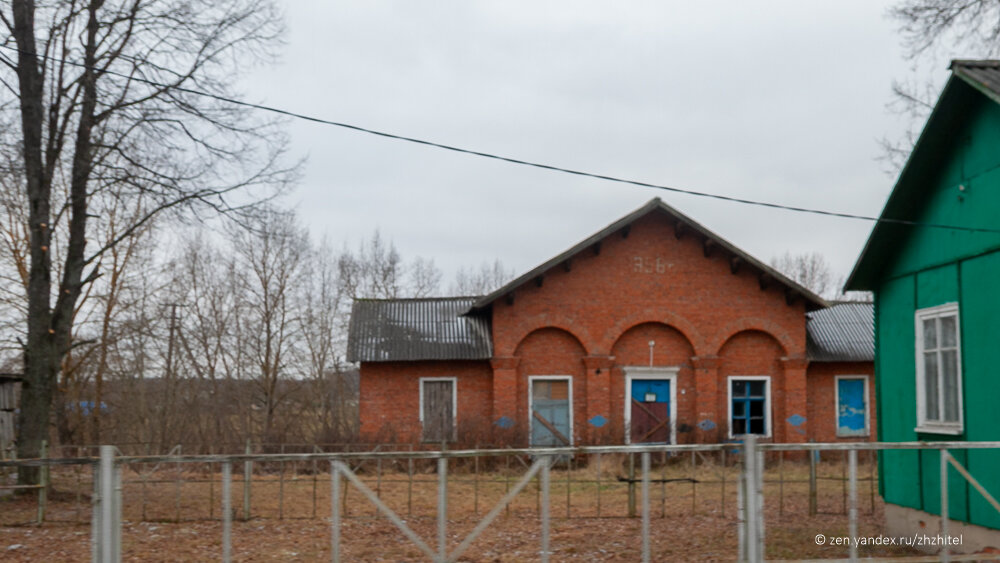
347, 297, 493, 362
806, 303, 874, 362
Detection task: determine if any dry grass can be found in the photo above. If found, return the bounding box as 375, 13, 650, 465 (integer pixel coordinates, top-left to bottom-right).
1, 453, 922, 561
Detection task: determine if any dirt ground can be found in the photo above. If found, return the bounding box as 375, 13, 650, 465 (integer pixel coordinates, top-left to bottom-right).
1, 455, 923, 561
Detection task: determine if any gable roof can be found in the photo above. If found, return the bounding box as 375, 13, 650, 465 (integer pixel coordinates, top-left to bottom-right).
846, 60, 1000, 290
471, 197, 828, 312
346, 297, 492, 362
806, 302, 874, 362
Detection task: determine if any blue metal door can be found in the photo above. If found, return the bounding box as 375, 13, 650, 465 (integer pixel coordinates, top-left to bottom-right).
837, 378, 866, 437
630, 379, 670, 443
531, 379, 571, 447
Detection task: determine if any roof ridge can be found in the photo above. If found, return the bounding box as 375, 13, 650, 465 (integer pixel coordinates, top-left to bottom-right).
353, 295, 482, 303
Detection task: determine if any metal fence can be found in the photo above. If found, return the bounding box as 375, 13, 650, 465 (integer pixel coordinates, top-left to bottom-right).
3, 439, 1000, 562
3, 442, 879, 526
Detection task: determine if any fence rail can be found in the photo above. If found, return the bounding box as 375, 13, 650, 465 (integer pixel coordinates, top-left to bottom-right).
3, 440, 1000, 562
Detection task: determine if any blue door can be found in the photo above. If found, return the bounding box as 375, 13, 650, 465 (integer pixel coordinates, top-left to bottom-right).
531, 379, 571, 447
630, 380, 671, 443
837, 378, 867, 437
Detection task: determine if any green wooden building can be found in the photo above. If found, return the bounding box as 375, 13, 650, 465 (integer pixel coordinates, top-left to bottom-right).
847, 60, 1000, 546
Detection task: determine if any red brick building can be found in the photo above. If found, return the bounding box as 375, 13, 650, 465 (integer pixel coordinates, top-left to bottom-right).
348, 199, 874, 447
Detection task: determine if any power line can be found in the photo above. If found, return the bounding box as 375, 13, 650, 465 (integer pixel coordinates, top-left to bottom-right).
3, 44, 999, 235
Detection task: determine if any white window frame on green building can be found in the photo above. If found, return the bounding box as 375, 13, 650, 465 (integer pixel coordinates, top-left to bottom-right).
914, 302, 964, 435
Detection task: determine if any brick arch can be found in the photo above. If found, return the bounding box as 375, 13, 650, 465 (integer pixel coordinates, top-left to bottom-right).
497, 314, 594, 357
512, 325, 589, 358
597, 308, 707, 356
710, 318, 795, 356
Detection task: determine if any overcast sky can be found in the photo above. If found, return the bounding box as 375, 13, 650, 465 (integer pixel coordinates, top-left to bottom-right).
245, 1, 929, 291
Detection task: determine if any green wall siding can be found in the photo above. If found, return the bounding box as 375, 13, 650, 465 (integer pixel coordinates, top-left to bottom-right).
877, 275, 921, 509
959, 252, 1000, 529
918, 449, 969, 522
877, 247, 1000, 527
883, 95, 1000, 281
915, 264, 958, 309
874, 93, 1000, 529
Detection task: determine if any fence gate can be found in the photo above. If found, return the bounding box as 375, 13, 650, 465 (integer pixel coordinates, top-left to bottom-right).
331, 456, 554, 563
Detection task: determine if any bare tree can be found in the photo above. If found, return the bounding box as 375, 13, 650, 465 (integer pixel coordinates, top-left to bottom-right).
62, 195, 156, 444
300, 238, 356, 442
882, 0, 1000, 172
771, 251, 872, 302
771, 251, 835, 299
337, 230, 443, 300
1, 0, 293, 481
171, 234, 244, 447
337, 231, 403, 300
450, 258, 515, 296
409, 256, 442, 298
232, 209, 306, 443
893, 1, 1000, 57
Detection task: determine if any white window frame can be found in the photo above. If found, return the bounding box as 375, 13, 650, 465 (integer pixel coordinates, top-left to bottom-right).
914, 303, 964, 435
527, 375, 574, 446
834, 375, 870, 438
623, 366, 679, 445
419, 377, 458, 441
727, 376, 772, 439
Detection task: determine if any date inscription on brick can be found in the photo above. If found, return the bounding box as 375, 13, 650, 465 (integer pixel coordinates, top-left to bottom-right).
633, 256, 667, 274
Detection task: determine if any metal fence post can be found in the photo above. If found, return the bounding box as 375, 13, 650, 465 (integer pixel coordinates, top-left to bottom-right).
541, 455, 550, 563
737, 469, 745, 563
331, 461, 341, 563
37, 439, 48, 524
743, 435, 762, 563
243, 439, 252, 521
91, 462, 99, 563
628, 452, 636, 518
808, 445, 817, 517
114, 462, 122, 563
438, 456, 447, 563
222, 461, 232, 563
848, 448, 858, 563
641, 451, 651, 563
941, 449, 950, 563
95, 445, 119, 563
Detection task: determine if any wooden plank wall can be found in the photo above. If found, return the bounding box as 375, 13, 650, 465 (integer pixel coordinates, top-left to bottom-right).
0, 380, 19, 459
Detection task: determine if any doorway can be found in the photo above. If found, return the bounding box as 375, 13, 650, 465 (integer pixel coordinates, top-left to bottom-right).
529, 377, 573, 447
625, 367, 678, 444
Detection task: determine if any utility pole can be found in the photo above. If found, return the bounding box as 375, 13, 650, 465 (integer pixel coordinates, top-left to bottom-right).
160, 303, 180, 449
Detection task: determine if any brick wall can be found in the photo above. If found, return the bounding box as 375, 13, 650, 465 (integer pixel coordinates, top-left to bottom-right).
359, 360, 492, 444
487, 211, 810, 446
806, 361, 877, 443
